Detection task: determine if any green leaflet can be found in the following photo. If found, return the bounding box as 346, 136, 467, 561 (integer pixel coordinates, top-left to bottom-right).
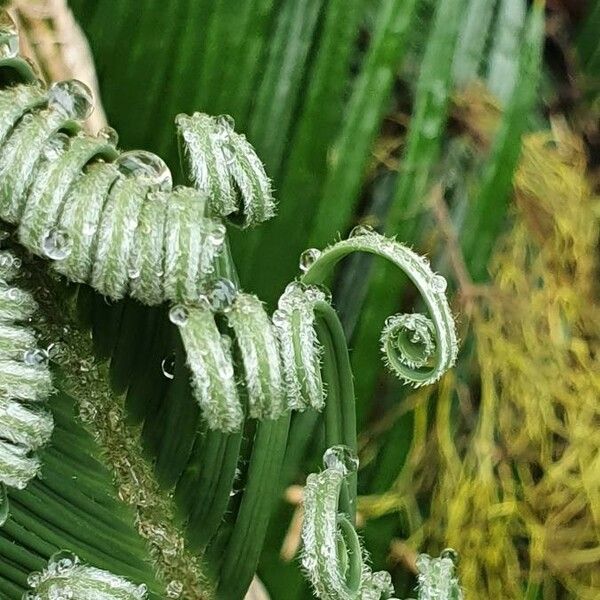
301, 447, 464, 600
1, 391, 161, 599
301, 230, 458, 388
0, 251, 52, 526
176, 112, 275, 228
301, 447, 397, 600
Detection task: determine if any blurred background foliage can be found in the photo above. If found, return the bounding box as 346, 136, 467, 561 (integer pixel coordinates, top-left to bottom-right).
30, 0, 600, 597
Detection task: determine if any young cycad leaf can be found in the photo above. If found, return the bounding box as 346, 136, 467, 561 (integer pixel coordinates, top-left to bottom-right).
301, 446, 397, 600
273, 282, 331, 412
24, 552, 148, 600
300, 229, 458, 387
177, 112, 275, 228
225, 293, 286, 420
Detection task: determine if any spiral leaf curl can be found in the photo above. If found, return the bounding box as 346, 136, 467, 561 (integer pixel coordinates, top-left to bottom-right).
0, 26, 226, 306
176, 112, 275, 228
302, 448, 464, 600
174, 280, 331, 430
301, 445, 398, 600
300, 228, 458, 387
0, 250, 53, 526
24, 551, 148, 600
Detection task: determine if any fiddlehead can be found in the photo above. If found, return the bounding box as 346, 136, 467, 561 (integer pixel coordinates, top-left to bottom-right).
301, 446, 465, 600
299, 228, 458, 387
0, 250, 53, 526
301, 445, 397, 600
176, 112, 275, 228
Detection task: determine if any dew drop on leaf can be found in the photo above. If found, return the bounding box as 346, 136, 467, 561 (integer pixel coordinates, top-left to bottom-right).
431, 274, 447, 293
323, 445, 359, 476
23, 348, 48, 367
161, 355, 175, 379
97, 126, 119, 146
349, 224, 374, 238
48, 79, 94, 120
116, 150, 173, 191
440, 547, 459, 564
48, 550, 79, 574
42, 228, 72, 260
208, 278, 237, 312
299, 248, 321, 273
169, 304, 189, 326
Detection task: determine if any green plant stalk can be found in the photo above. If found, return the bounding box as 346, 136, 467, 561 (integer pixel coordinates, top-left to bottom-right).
216, 414, 291, 600
461, 0, 545, 280
309, 0, 419, 249
486, 0, 527, 105
240, 0, 361, 292
452, 0, 496, 86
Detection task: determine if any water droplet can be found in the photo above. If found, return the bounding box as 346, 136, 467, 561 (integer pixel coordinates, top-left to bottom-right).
349, 224, 374, 238
161, 355, 175, 379
7, 287, 22, 302
24, 348, 49, 367
97, 126, 118, 146
431, 274, 447, 293
48, 79, 94, 120
169, 304, 189, 326
48, 550, 78, 573
299, 248, 321, 273
304, 283, 332, 304
116, 150, 172, 191
208, 278, 237, 312
215, 114, 235, 131
0, 11, 19, 59
323, 445, 359, 475
43, 133, 70, 161
42, 228, 72, 260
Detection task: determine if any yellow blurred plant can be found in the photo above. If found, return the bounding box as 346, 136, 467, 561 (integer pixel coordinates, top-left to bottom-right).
360, 125, 600, 599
